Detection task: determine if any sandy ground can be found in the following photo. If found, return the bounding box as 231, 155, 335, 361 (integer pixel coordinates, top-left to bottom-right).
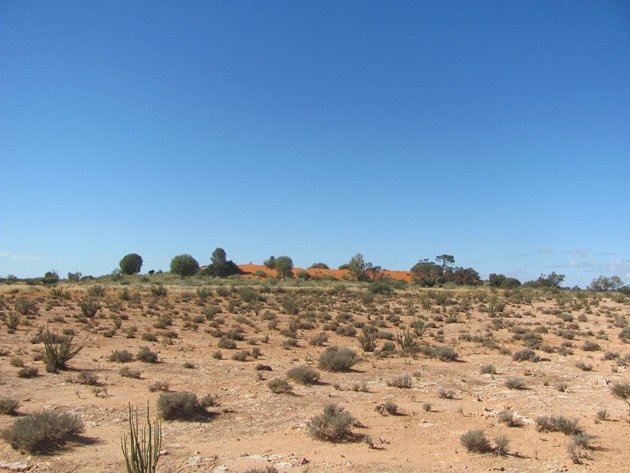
0, 280, 628, 472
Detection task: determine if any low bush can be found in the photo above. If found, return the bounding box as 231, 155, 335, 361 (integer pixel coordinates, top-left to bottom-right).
318, 346, 357, 372
287, 365, 320, 385
536, 415, 583, 435
460, 429, 492, 453
156, 392, 208, 421
1, 411, 84, 453
267, 378, 293, 394
17, 366, 38, 378
387, 374, 413, 389
109, 350, 134, 363
136, 347, 158, 363
505, 377, 527, 390
308, 404, 356, 442
512, 348, 540, 362
0, 397, 19, 415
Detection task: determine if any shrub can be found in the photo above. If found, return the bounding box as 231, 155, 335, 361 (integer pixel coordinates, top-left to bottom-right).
121, 404, 161, 473
433, 345, 458, 362
287, 365, 320, 385
0, 397, 19, 415
505, 377, 527, 390
610, 382, 630, 405
267, 378, 293, 394
357, 326, 377, 352
498, 410, 523, 427
169, 254, 200, 278
438, 388, 456, 399
109, 350, 134, 363
148, 381, 170, 393
387, 374, 413, 389
308, 404, 355, 442
377, 400, 399, 416
494, 434, 510, 456
318, 346, 357, 372
231, 350, 249, 362
460, 429, 492, 453
136, 347, 158, 363
17, 366, 38, 378
480, 364, 497, 375
119, 253, 143, 276
42, 330, 88, 372
120, 367, 142, 379
582, 341, 601, 351
1, 411, 84, 453
536, 415, 583, 435
156, 392, 207, 421
512, 348, 540, 362
76, 371, 100, 386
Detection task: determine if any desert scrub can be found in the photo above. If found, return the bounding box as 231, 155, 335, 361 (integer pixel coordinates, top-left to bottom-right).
17, 366, 39, 378
536, 415, 583, 435
480, 364, 497, 375
318, 346, 357, 372
156, 392, 208, 421
42, 330, 88, 373
0, 397, 19, 415
433, 345, 458, 361
512, 348, 540, 362
267, 378, 293, 394
121, 405, 161, 473
387, 374, 413, 389
610, 382, 630, 406
287, 365, 320, 385
148, 381, 170, 392
109, 350, 134, 363
136, 347, 158, 363
498, 409, 523, 427
308, 404, 356, 442
78, 298, 101, 318
460, 429, 492, 453
1, 410, 84, 453
505, 377, 527, 390
120, 367, 142, 379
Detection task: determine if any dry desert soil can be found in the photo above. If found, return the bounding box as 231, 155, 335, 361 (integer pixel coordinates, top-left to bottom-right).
0, 272, 629, 472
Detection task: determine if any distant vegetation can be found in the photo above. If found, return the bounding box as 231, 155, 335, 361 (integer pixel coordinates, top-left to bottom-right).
1, 247, 629, 293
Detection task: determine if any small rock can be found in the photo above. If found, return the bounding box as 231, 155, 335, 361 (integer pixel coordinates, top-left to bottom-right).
0, 461, 30, 472
213, 465, 228, 473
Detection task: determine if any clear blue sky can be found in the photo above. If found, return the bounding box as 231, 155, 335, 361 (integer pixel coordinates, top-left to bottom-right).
1, 1, 629, 286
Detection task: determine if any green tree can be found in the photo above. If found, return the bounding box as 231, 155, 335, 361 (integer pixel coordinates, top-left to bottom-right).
274, 256, 294, 279
170, 254, 199, 278
410, 259, 442, 287
207, 247, 240, 277
346, 254, 380, 281
119, 253, 143, 275
263, 256, 276, 269
42, 270, 60, 285
589, 275, 624, 292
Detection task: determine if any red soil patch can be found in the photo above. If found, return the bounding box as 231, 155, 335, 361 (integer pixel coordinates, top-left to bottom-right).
237, 264, 412, 282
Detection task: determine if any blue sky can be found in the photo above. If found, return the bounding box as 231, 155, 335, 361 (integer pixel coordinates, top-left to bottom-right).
1, 1, 629, 286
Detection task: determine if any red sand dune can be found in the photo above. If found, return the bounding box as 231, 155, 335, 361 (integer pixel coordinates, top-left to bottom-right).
237, 264, 412, 282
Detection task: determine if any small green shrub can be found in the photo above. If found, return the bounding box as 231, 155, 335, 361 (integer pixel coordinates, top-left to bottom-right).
536, 415, 583, 435
156, 392, 208, 421
460, 429, 492, 453
287, 365, 320, 385
78, 298, 101, 318
267, 378, 293, 394
136, 347, 158, 363
1, 411, 84, 453
109, 350, 134, 363
318, 346, 357, 372
308, 404, 355, 442
42, 330, 88, 372
120, 367, 142, 379
433, 345, 458, 362
17, 366, 39, 378
0, 397, 19, 415
505, 377, 527, 390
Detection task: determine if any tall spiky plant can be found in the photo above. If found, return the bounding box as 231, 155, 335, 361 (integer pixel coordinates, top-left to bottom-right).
42, 328, 88, 372
121, 404, 162, 473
